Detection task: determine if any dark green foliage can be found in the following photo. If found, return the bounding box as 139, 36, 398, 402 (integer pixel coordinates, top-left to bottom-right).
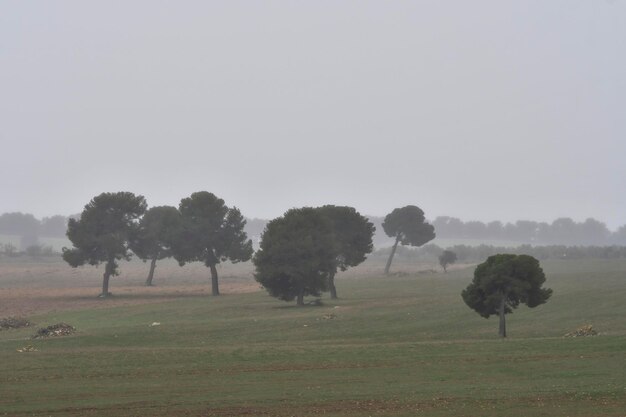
318, 205, 375, 271
438, 250, 457, 272
130, 206, 182, 286
172, 191, 253, 296
253, 208, 337, 305
62, 192, 147, 297
462, 254, 552, 337
316, 205, 375, 298
382, 205, 435, 274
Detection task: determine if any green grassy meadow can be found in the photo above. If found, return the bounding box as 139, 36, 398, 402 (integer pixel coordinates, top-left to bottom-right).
1, 259, 625, 416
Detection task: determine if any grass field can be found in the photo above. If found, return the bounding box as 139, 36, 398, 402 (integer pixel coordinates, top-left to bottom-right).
1, 258, 625, 416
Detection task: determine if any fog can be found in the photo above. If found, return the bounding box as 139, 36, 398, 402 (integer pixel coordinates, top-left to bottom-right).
1, 1, 624, 228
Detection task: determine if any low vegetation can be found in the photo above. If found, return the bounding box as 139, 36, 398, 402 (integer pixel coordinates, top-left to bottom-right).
1, 258, 624, 416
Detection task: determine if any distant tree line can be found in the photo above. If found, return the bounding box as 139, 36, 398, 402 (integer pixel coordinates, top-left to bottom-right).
371, 243, 626, 264
3, 211, 625, 248
0, 212, 74, 248
430, 216, 626, 246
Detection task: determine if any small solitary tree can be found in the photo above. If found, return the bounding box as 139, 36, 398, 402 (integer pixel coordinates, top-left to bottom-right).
130, 206, 181, 286
382, 205, 435, 274
461, 254, 552, 337
172, 192, 253, 296
317, 205, 375, 299
253, 207, 336, 306
438, 250, 457, 273
62, 192, 147, 297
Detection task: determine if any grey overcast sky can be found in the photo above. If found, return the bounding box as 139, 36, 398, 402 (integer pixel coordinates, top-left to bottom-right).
1, 1, 625, 228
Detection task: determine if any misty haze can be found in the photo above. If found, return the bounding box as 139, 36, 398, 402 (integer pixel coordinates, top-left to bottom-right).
1, 2, 624, 416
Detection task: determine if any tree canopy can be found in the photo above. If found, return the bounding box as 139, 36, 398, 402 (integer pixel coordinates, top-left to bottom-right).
382, 205, 435, 274
253, 207, 337, 305
172, 191, 253, 296
438, 250, 457, 273
461, 254, 552, 337
316, 205, 375, 299
130, 205, 182, 286
62, 192, 147, 297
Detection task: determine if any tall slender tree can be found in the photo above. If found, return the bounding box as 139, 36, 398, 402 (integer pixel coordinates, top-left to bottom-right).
316, 205, 375, 299
172, 192, 253, 296
382, 205, 435, 274
62, 192, 147, 297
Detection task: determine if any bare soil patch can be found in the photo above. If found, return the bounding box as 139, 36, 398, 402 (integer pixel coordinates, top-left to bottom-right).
0, 257, 259, 316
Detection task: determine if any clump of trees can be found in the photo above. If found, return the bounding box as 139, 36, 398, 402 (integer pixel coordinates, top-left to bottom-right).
253, 208, 337, 305
62, 191, 253, 297
461, 254, 552, 337
0, 212, 74, 250
382, 205, 435, 274
253, 205, 374, 305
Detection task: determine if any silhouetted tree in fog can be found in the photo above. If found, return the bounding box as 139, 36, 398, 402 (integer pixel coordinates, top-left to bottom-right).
62, 192, 147, 297
130, 206, 181, 286
0, 212, 40, 249
438, 250, 457, 273
40, 215, 69, 237
172, 192, 253, 296
254, 208, 336, 306
317, 205, 374, 299
382, 205, 435, 274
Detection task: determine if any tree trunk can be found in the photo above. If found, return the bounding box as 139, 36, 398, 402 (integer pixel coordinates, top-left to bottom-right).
329, 271, 338, 299
297, 289, 304, 306
384, 235, 401, 275
145, 256, 157, 286
100, 259, 114, 298
443, 264, 447, 273
209, 263, 220, 296
498, 293, 507, 338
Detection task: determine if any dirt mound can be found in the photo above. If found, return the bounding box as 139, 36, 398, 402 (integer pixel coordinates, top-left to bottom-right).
565, 324, 598, 337
0, 316, 31, 330
33, 323, 76, 338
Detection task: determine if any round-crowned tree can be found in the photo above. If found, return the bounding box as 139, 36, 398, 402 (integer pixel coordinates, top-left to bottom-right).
62, 192, 147, 297
172, 192, 253, 296
253, 207, 336, 306
130, 205, 182, 286
438, 250, 457, 273
382, 205, 435, 274
316, 205, 375, 299
461, 254, 553, 337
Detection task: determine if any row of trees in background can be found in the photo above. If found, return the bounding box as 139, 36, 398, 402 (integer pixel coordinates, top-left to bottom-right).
3, 210, 626, 250
432, 216, 626, 245
0, 212, 71, 248
371, 243, 626, 264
